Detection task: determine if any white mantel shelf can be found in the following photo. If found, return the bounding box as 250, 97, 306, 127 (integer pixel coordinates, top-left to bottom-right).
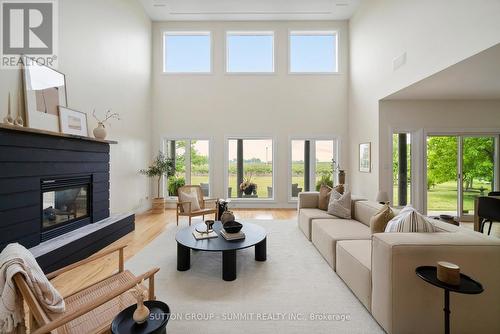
0, 123, 118, 144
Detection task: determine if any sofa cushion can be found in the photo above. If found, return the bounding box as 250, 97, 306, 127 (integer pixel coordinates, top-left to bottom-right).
370, 205, 395, 234
298, 208, 333, 241
318, 185, 332, 210
311, 218, 371, 270
354, 201, 385, 226
336, 240, 372, 310
327, 190, 351, 218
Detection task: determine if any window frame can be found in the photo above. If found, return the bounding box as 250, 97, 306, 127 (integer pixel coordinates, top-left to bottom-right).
162, 31, 213, 74
288, 136, 341, 202
161, 136, 213, 199
288, 30, 339, 75
224, 135, 277, 202
225, 31, 276, 74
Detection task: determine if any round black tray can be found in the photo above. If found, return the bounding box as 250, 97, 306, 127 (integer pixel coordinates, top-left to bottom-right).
111, 300, 170, 334
416, 266, 483, 294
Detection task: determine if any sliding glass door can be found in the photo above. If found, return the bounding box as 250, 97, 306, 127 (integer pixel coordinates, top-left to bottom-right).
426, 134, 498, 220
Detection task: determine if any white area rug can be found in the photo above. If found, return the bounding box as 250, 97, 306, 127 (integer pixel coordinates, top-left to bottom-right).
126, 220, 384, 334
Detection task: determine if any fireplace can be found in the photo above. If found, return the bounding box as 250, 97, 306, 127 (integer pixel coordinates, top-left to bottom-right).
41, 176, 92, 242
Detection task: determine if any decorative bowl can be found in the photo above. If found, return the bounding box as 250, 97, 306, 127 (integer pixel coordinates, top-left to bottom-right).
223, 221, 242, 234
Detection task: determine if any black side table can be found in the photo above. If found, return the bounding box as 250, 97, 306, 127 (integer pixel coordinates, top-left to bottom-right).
416, 266, 483, 334
111, 300, 170, 334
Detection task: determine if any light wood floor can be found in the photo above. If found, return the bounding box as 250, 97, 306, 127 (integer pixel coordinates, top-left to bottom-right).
51, 209, 297, 295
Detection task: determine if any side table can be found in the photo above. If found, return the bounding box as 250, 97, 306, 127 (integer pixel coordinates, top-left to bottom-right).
416, 266, 483, 334
111, 300, 170, 334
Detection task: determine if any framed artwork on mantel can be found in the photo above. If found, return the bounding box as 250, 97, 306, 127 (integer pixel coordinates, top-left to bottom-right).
23, 56, 68, 132
59, 107, 88, 137
359, 142, 371, 173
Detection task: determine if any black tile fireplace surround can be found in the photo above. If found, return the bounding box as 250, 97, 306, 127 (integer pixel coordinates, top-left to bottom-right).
0, 125, 134, 272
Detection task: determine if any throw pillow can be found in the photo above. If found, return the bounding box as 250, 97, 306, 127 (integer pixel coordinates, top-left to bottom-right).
318, 185, 345, 211
318, 185, 332, 210
179, 191, 201, 212
384, 206, 435, 232
327, 190, 351, 219
370, 204, 394, 234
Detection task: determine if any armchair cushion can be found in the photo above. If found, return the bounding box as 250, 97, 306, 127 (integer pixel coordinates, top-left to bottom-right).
179, 191, 200, 212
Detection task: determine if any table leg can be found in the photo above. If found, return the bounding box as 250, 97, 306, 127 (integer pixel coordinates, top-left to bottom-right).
444, 289, 450, 334
255, 237, 267, 261
222, 250, 237, 281
177, 242, 190, 271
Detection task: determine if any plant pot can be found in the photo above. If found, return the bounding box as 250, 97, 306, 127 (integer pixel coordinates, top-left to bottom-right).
152, 198, 165, 214
338, 170, 346, 185
93, 122, 107, 139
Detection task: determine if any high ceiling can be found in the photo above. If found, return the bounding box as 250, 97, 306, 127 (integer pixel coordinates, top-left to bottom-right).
139, 0, 361, 21
385, 43, 500, 100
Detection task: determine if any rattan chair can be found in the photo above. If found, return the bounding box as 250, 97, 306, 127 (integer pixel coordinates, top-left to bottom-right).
13, 245, 159, 334
176, 185, 218, 226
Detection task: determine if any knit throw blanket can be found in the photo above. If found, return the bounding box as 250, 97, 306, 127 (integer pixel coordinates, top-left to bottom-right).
0, 243, 65, 333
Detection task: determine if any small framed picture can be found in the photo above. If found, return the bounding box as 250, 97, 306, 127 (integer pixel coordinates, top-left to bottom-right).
359, 142, 371, 173
58, 106, 89, 137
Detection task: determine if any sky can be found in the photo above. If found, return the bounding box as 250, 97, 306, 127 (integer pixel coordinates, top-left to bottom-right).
164, 33, 336, 73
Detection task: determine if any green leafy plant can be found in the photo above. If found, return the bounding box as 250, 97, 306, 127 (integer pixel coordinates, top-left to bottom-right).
140, 152, 175, 199
168, 176, 186, 197
315, 172, 333, 191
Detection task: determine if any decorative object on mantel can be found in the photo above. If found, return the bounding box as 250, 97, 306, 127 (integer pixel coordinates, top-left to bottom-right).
92, 109, 120, 139
132, 282, 150, 324
14, 91, 24, 127
140, 151, 175, 214
359, 142, 371, 173
376, 190, 389, 205
437, 261, 461, 286
3, 92, 14, 125
58, 106, 89, 136
23, 56, 67, 132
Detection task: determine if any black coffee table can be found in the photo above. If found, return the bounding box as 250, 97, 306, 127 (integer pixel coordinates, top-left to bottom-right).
176, 221, 267, 281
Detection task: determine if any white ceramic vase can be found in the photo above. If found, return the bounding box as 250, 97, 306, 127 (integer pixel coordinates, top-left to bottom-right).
93, 122, 107, 139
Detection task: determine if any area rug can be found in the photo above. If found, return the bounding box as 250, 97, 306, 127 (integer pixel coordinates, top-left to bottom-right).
126, 220, 384, 334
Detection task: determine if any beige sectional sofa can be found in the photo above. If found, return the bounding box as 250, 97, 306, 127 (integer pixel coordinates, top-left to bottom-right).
298, 192, 500, 334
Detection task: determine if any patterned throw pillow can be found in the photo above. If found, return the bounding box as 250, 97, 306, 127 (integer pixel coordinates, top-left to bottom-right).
384, 206, 435, 232
370, 204, 394, 234
327, 190, 351, 219
179, 191, 201, 212
318, 185, 345, 211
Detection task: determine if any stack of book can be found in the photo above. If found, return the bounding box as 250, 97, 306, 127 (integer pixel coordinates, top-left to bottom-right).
220, 230, 245, 241
192, 230, 218, 240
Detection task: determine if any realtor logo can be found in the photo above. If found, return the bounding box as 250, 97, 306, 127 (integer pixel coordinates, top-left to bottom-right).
1, 0, 58, 68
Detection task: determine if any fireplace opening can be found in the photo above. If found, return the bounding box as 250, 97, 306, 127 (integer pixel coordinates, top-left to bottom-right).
41, 176, 92, 241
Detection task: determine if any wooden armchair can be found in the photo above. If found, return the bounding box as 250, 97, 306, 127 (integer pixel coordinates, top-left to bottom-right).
13, 245, 159, 334
176, 185, 218, 226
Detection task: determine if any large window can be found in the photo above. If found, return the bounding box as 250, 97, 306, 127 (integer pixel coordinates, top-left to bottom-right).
392, 133, 412, 207
226, 32, 274, 73
289, 31, 338, 73
227, 138, 274, 199
164, 139, 211, 197
290, 139, 339, 199
163, 32, 211, 73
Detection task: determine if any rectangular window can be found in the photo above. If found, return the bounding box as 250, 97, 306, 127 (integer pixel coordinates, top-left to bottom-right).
163, 32, 211, 73
165, 139, 211, 197
393, 133, 411, 206
228, 138, 274, 199
226, 32, 274, 73
290, 31, 338, 73
290, 139, 339, 199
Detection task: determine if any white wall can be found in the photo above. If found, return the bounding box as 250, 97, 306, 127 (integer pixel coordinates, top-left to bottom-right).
348, 0, 500, 200
379, 99, 500, 212
151, 21, 349, 207
0, 0, 153, 214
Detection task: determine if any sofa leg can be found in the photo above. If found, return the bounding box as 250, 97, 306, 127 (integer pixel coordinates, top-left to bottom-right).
189, 216, 192, 226
488, 222, 493, 235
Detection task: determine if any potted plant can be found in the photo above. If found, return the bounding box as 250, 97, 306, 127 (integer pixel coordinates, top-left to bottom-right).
240, 174, 257, 196
92, 109, 120, 140
140, 152, 175, 214
167, 175, 186, 197
332, 159, 346, 185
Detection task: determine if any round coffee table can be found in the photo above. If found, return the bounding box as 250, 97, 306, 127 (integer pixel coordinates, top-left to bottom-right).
176, 221, 267, 281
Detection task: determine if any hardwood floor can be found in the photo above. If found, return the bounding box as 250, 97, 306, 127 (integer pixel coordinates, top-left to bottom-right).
51, 209, 297, 295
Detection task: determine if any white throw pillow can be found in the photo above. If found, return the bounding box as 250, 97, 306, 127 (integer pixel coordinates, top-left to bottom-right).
179, 191, 201, 212
384, 206, 435, 232
327, 190, 351, 219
